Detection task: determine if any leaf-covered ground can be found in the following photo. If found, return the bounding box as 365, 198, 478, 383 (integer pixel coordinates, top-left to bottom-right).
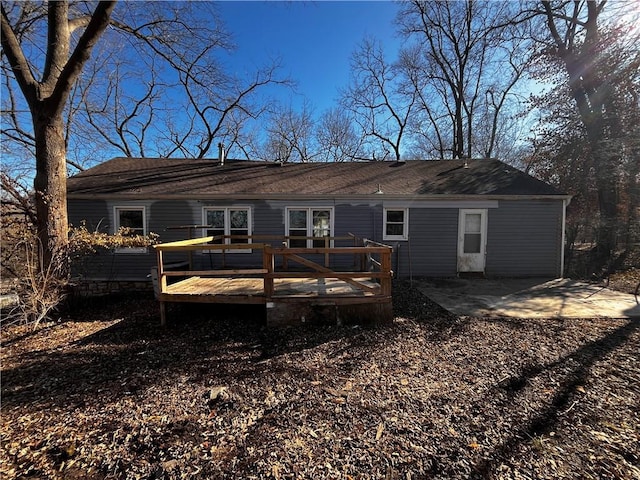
1, 281, 639, 479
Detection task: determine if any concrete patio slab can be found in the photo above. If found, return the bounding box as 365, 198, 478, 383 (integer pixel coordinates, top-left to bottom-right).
416, 277, 640, 319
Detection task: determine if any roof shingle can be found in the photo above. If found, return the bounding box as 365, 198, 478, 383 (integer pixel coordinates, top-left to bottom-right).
67, 158, 565, 198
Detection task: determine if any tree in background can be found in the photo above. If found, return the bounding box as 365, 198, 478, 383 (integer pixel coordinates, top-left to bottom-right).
315, 108, 366, 162
397, 0, 528, 160
262, 102, 316, 163
527, 0, 640, 272
341, 38, 417, 161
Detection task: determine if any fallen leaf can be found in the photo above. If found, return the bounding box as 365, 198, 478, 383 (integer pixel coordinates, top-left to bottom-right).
322, 386, 348, 397
376, 422, 384, 441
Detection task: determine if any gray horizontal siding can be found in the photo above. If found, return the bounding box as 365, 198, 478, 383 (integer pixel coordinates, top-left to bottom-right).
68, 197, 564, 281
72, 251, 156, 281
335, 203, 380, 241
398, 208, 459, 278
68, 200, 109, 231
69, 200, 169, 280
486, 200, 562, 277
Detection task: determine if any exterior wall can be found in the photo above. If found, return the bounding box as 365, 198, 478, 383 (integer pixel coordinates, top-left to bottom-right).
68, 200, 157, 280
68, 197, 564, 281
486, 199, 563, 277
335, 202, 380, 241
398, 208, 459, 278
68, 199, 110, 231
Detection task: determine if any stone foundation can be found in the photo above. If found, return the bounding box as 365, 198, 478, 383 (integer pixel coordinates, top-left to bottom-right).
70, 279, 153, 297
265, 301, 393, 328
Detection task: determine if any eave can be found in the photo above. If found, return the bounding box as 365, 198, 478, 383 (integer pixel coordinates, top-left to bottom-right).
67, 192, 572, 202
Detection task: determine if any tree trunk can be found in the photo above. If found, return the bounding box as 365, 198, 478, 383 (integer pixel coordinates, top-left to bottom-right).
592, 143, 619, 265
33, 109, 69, 279
2, 1, 117, 281
454, 93, 464, 159
547, 2, 621, 272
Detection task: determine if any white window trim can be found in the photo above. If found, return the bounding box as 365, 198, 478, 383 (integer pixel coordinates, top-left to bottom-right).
113, 206, 147, 253
383, 207, 409, 241
285, 207, 335, 248
201, 206, 252, 253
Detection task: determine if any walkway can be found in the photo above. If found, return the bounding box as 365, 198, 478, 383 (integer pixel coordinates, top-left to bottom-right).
417, 277, 640, 319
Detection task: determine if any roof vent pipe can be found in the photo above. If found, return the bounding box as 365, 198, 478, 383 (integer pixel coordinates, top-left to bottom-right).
218, 143, 225, 165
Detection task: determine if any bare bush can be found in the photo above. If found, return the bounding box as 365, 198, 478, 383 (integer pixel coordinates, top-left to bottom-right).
1, 224, 159, 328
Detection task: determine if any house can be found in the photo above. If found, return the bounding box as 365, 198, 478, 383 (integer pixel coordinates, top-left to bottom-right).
66, 156, 570, 287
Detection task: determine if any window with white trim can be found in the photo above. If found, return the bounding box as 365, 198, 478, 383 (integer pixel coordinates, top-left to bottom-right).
383, 208, 409, 241
202, 207, 252, 252
114, 206, 147, 253
286, 207, 333, 248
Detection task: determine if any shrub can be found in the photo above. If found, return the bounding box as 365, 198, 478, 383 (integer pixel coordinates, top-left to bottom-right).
1, 222, 159, 328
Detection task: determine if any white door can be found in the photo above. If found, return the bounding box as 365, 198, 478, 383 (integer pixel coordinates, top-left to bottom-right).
457, 209, 487, 273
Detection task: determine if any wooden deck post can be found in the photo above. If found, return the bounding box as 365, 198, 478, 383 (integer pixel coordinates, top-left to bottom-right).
157, 248, 168, 326
380, 248, 392, 297
263, 246, 274, 298
160, 301, 167, 327
324, 236, 329, 267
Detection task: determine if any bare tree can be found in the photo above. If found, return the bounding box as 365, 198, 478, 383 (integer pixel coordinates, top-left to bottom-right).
262, 102, 316, 163
1, 1, 294, 279
65, 2, 292, 161
1, 0, 117, 276
532, 0, 640, 266
397, 0, 527, 160
342, 38, 416, 161
315, 108, 366, 162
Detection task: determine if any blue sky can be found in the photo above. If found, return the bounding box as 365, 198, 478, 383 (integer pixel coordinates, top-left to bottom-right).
216, 1, 403, 113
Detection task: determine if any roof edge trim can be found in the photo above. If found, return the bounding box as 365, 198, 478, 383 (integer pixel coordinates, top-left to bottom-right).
68, 193, 572, 201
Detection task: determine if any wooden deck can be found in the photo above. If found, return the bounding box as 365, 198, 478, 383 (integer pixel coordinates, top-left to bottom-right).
154, 235, 393, 326
161, 276, 382, 302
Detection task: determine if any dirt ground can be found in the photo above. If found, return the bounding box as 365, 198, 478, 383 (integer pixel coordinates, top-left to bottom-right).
1, 281, 639, 479
607, 267, 640, 295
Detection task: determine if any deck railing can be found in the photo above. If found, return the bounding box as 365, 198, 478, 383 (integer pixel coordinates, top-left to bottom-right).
154, 235, 393, 300
262, 245, 393, 298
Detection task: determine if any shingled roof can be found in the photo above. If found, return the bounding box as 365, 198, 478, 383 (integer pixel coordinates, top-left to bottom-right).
67, 158, 566, 199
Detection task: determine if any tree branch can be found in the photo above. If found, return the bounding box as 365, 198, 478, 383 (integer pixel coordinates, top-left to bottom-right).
42, 1, 69, 92
49, 1, 117, 114
0, 3, 38, 106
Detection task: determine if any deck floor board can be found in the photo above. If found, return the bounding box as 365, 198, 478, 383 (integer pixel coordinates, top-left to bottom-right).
163, 276, 379, 299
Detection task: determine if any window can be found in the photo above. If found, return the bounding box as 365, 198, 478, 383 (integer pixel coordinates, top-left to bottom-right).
463, 212, 482, 253
202, 207, 251, 252
383, 208, 408, 241
114, 206, 147, 253
286, 207, 333, 248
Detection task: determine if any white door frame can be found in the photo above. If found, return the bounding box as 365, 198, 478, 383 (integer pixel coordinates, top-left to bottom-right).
457, 209, 488, 273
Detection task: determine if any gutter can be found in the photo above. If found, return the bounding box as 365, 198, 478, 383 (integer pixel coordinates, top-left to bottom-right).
67, 193, 573, 202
